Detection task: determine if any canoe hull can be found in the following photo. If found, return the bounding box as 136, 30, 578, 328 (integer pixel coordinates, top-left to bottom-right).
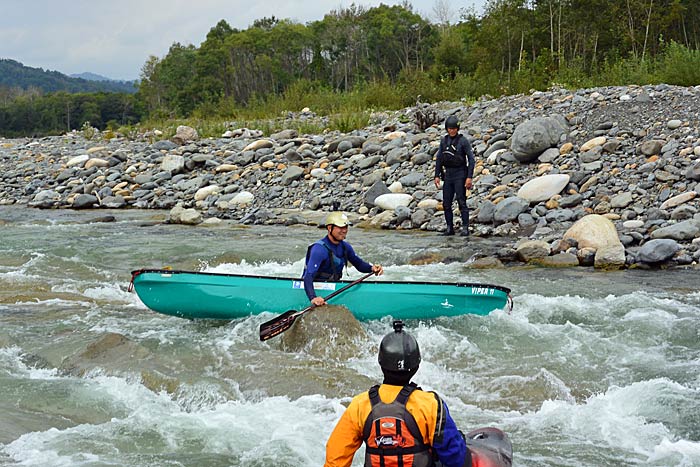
130, 269, 511, 320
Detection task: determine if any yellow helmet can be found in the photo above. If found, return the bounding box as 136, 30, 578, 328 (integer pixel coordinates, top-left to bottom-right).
325, 212, 351, 227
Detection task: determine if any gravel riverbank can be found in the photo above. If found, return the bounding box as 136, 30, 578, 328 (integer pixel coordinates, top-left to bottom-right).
1, 84, 699, 270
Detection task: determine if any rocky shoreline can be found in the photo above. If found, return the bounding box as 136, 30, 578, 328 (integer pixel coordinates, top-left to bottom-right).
1, 84, 699, 270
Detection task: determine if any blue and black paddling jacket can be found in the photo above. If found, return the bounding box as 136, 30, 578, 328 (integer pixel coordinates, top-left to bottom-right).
302, 237, 373, 300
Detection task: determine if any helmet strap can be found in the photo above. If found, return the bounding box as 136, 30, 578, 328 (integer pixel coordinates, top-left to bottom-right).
328, 225, 341, 243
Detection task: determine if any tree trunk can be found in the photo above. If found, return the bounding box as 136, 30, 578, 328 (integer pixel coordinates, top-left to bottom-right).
557, 1, 562, 66
592, 31, 599, 67
518, 30, 524, 71
626, 0, 638, 58
549, 1, 555, 59
642, 0, 654, 61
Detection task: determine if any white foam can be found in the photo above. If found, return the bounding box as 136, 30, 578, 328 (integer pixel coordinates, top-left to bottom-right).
648, 438, 700, 464
0, 346, 59, 379
202, 259, 487, 284
2, 374, 348, 467
12, 298, 92, 308
513, 378, 700, 464
82, 284, 139, 304
205, 259, 305, 277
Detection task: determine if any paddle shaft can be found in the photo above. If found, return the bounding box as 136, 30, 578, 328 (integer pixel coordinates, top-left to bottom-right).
259, 272, 374, 341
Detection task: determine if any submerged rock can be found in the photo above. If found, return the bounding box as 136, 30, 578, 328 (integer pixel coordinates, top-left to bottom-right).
60, 332, 151, 377
281, 305, 368, 360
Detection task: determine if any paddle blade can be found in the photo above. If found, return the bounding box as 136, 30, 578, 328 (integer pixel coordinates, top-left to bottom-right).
259, 309, 299, 341
258, 272, 373, 341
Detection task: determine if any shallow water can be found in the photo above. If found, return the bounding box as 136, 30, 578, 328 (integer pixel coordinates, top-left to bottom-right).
0, 206, 698, 466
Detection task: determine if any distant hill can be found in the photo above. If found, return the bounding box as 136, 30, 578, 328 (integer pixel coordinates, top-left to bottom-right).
0, 59, 137, 94
70, 72, 114, 82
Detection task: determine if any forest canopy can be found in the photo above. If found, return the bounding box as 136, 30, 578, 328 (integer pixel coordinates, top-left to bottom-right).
2, 0, 699, 137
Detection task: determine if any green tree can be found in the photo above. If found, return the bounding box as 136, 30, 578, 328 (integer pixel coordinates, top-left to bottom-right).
432, 27, 470, 77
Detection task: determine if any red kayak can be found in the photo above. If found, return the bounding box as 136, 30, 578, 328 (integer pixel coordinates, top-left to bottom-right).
466, 427, 513, 467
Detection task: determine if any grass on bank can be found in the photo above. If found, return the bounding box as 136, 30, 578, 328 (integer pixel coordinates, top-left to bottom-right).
115, 41, 700, 140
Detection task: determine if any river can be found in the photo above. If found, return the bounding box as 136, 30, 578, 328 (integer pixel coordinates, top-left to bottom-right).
0, 205, 698, 466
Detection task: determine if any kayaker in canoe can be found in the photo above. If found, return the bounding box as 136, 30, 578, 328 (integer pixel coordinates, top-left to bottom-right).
303, 211, 383, 306
324, 320, 470, 467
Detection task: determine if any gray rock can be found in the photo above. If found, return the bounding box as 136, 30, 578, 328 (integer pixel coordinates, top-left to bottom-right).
638, 140, 664, 156
477, 201, 496, 224
284, 149, 303, 162
280, 166, 304, 185
411, 209, 431, 226
650, 219, 700, 241
611, 192, 634, 209
364, 181, 392, 207
398, 172, 424, 187
101, 195, 127, 208
538, 147, 560, 163
510, 115, 568, 162
638, 239, 680, 263
72, 194, 98, 209
357, 155, 382, 169
493, 197, 529, 225
151, 140, 178, 151
395, 205, 411, 223
686, 161, 700, 181
559, 194, 583, 208
516, 240, 551, 261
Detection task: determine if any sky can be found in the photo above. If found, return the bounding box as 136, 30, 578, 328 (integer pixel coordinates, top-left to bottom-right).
0, 0, 485, 81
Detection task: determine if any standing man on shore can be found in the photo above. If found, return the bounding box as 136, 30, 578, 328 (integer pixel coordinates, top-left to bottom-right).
434, 115, 475, 237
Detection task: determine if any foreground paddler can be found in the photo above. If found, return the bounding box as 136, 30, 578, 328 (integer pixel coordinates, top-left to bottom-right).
324, 321, 512, 467
303, 211, 383, 307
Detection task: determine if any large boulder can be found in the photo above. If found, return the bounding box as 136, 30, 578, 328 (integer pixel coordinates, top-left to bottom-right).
374, 193, 413, 211
563, 214, 622, 250
517, 174, 570, 203
510, 115, 568, 162
281, 305, 368, 361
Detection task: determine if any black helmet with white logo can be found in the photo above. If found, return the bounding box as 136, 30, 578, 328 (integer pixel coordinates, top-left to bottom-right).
445, 115, 460, 130
378, 321, 421, 372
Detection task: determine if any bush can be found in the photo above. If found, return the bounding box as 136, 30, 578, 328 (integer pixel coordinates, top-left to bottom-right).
329, 112, 370, 133
657, 41, 700, 86
360, 80, 405, 110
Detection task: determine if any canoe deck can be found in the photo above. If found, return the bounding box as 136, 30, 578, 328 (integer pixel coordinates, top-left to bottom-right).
130, 269, 512, 320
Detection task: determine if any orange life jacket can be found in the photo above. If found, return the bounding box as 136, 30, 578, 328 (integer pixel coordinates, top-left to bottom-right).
362, 383, 434, 467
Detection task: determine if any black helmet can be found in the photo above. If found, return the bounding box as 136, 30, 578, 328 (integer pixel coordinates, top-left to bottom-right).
445, 115, 460, 130
378, 321, 421, 372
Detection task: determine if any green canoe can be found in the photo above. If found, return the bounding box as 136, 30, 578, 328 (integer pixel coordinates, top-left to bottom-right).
130, 269, 512, 321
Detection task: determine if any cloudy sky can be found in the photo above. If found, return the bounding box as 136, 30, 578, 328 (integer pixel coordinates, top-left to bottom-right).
1, 0, 484, 81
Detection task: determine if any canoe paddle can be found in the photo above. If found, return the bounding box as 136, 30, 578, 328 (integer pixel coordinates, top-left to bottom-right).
259, 272, 374, 341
